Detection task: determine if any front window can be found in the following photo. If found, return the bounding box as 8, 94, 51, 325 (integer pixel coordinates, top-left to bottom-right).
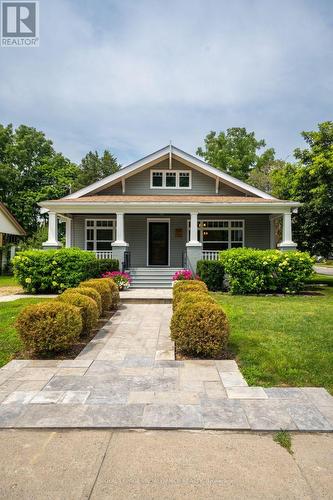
85, 219, 115, 251
150, 170, 192, 189
188, 220, 244, 250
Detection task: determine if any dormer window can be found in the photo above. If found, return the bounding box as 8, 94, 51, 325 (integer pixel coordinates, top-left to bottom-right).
151, 170, 192, 189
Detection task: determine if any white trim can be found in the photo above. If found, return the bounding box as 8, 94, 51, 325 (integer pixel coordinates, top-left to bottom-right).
150, 169, 192, 189
146, 218, 170, 267
187, 218, 245, 250
85, 218, 116, 251
64, 145, 277, 200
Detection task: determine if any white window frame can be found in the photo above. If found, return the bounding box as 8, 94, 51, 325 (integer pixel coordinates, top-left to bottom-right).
187, 219, 245, 249
85, 219, 116, 251
150, 169, 192, 189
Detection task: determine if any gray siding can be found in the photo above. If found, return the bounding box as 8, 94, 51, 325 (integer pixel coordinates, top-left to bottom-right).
99, 158, 247, 196
71, 213, 270, 261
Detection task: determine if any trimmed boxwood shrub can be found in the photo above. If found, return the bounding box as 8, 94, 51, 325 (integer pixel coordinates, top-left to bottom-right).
70, 286, 102, 316
58, 291, 99, 335
196, 260, 225, 291
174, 290, 215, 310
219, 248, 314, 294
98, 277, 120, 309
171, 301, 229, 357
97, 258, 119, 275
79, 279, 111, 313
173, 280, 208, 310
16, 301, 82, 355
12, 248, 98, 294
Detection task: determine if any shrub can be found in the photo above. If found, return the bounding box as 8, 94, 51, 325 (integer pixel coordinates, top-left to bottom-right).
12, 248, 98, 294
98, 277, 120, 309
219, 248, 314, 294
70, 286, 102, 316
58, 291, 99, 335
174, 290, 215, 310
102, 271, 131, 290
16, 301, 82, 355
79, 279, 111, 313
96, 258, 119, 276
196, 260, 225, 291
173, 280, 208, 310
171, 301, 229, 357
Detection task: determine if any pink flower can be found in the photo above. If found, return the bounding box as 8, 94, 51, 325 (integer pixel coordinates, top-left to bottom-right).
172, 269, 194, 281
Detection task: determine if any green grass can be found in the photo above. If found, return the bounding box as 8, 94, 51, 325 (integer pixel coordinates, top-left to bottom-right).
0, 298, 49, 367
273, 431, 293, 454
307, 274, 333, 287
0, 275, 18, 287
213, 284, 333, 394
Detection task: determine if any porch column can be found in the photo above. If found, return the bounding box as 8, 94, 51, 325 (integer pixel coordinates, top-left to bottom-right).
65, 218, 72, 248
42, 211, 62, 250
112, 212, 129, 268
278, 211, 297, 251
186, 212, 202, 273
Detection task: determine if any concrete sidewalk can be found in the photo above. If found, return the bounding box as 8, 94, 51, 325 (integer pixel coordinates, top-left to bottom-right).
0, 429, 332, 499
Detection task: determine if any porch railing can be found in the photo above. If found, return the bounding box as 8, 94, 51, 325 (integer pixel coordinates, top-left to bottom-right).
202, 250, 220, 261
93, 251, 113, 260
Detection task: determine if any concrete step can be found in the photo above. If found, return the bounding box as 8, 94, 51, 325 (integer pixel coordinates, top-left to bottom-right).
127, 267, 180, 288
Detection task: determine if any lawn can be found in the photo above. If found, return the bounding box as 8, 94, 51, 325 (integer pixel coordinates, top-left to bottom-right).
0, 298, 49, 367
213, 277, 333, 394
0, 275, 18, 287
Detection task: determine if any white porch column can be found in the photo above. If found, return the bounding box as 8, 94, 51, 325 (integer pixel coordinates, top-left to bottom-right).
112, 212, 129, 269
278, 211, 297, 251
65, 218, 72, 248
42, 211, 62, 249
186, 212, 202, 273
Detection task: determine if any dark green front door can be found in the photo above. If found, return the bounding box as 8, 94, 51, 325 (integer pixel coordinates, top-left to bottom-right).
149, 222, 169, 266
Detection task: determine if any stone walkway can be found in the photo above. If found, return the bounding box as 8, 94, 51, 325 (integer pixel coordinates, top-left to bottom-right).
0, 303, 332, 430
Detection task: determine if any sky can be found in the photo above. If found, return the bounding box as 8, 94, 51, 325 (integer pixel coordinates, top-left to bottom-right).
0, 0, 332, 166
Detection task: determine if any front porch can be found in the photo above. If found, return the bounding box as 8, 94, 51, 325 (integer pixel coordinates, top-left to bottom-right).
43, 209, 297, 275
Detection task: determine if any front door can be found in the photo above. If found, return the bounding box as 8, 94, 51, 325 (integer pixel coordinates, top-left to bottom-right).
148, 221, 169, 266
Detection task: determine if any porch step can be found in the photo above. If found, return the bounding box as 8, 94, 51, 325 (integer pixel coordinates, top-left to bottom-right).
127, 267, 181, 288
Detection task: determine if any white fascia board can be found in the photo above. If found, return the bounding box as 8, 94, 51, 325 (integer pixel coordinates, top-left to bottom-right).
66, 146, 170, 199
39, 200, 300, 216
66, 144, 276, 201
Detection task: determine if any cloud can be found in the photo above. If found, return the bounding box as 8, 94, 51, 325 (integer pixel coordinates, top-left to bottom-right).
0, 0, 332, 164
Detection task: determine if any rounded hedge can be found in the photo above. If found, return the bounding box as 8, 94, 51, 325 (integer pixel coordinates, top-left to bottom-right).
98, 277, 120, 309
173, 281, 208, 310
170, 301, 229, 357
16, 301, 82, 355
79, 279, 111, 313
67, 286, 102, 316
174, 290, 215, 310
58, 291, 99, 335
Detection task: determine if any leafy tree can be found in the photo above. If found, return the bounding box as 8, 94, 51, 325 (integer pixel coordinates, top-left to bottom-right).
272, 122, 333, 257
197, 128, 275, 181
247, 160, 289, 194
73, 150, 120, 191
0, 124, 79, 235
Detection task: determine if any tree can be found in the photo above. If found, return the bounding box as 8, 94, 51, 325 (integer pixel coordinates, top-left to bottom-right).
73, 150, 120, 191
197, 128, 275, 181
0, 124, 79, 235
272, 122, 333, 257
247, 159, 289, 194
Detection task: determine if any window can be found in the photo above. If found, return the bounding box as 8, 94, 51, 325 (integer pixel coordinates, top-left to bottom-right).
150, 170, 192, 189
85, 219, 115, 251
187, 219, 244, 250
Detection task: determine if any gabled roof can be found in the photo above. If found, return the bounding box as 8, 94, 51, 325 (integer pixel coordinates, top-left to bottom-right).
66, 145, 276, 200
0, 203, 26, 236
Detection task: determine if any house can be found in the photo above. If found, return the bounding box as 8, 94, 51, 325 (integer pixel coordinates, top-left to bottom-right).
39, 145, 300, 287
0, 202, 26, 271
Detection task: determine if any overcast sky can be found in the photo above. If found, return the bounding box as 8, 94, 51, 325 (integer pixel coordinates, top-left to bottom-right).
0, 0, 332, 165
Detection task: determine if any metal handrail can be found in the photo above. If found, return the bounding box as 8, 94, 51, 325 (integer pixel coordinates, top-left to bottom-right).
122, 251, 131, 272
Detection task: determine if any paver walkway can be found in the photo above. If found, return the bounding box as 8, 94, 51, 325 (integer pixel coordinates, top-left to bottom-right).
0, 303, 332, 430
